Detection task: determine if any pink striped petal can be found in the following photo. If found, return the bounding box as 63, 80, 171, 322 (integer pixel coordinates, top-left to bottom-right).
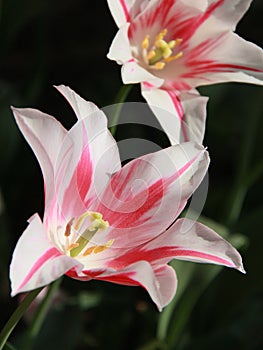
142, 86, 208, 144
184, 32, 263, 87
10, 214, 82, 296
82, 261, 177, 311
51, 88, 121, 223
195, 0, 253, 33
95, 142, 209, 247
143, 218, 245, 272
11, 107, 67, 214
55, 85, 100, 121
107, 0, 152, 27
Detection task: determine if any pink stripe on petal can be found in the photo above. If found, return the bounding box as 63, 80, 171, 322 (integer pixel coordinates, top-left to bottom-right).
76, 128, 93, 206
15, 248, 61, 292
120, 0, 130, 22
165, 90, 189, 141
108, 245, 235, 270
99, 152, 198, 228
172, 248, 235, 267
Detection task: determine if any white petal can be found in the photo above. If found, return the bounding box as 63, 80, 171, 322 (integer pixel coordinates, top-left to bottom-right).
142, 87, 208, 144
87, 261, 177, 311
55, 85, 100, 120
54, 97, 121, 222
145, 218, 245, 273
107, 24, 133, 64
10, 214, 82, 296
122, 60, 164, 86
107, 0, 152, 27
96, 142, 209, 248
11, 107, 66, 213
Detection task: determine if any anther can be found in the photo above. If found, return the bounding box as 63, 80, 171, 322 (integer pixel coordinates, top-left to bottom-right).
64, 218, 74, 237
142, 35, 150, 49
164, 51, 183, 63
153, 62, 166, 70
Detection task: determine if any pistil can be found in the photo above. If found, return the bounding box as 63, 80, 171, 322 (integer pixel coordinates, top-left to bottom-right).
64, 211, 110, 258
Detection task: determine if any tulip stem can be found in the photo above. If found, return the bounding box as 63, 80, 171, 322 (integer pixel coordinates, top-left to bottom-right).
109, 84, 133, 136
0, 287, 43, 350
23, 279, 62, 350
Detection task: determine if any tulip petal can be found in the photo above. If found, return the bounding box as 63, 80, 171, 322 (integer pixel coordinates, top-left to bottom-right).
141, 218, 245, 273
183, 32, 263, 87
142, 86, 208, 144
122, 60, 164, 86
55, 85, 100, 121
82, 261, 177, 311
96, 142, 209, 247
11, 107, 67, 212
10, 214, 82, 296
52, 88, 121, 221
107, 23, 133, 64
107, 0, 152, 27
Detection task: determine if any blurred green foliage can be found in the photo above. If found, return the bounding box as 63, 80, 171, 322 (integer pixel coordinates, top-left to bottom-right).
0, 0, 263, 349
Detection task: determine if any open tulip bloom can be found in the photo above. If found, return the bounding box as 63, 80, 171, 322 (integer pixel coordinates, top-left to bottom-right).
107, 0, 263, 144
10, 86, 244, 310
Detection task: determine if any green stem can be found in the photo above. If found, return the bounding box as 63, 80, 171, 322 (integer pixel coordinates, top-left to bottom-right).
0, 287, 43, 350
22, 279, 62, 350
109, 84, 133, 136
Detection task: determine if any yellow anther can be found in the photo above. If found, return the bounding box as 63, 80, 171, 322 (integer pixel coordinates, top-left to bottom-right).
83, 246, 95, 256
175, 38, 183, 45
153, 62, 166, 70
67, 243, 79, 251
83, 239, 114, 256
164, 51, 183, 63
93, 245, 107, 254
141, 35, 150, 49
146, 50, 156, 60
154, 29, 167, 45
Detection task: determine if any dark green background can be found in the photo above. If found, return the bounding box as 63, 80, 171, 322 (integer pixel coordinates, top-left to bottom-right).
0, 1, 262, 349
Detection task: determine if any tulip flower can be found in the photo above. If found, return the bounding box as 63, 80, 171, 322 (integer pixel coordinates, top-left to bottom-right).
10, 86, 244, 310
107, 0, 263, 144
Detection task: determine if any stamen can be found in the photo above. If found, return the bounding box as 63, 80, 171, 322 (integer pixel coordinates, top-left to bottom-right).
64, 218, 74, 237
141, 29, 183, 69
142, 35, 149, 49
154, 29, 167, 46
83, 246, 95, 256
164, 51, 183, 63
153, 62, 166, 70
83, 239, 114, 256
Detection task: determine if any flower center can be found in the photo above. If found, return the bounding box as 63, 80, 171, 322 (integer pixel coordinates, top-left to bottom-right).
64, 211, 113, 258
141, 29, 183, 70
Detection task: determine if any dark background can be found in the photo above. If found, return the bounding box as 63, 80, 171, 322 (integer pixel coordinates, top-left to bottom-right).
0, 1, 262, 349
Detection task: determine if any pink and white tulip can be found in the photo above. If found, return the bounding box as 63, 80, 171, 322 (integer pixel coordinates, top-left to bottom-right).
10, 86, 244, 310
107, 0, 263, 144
